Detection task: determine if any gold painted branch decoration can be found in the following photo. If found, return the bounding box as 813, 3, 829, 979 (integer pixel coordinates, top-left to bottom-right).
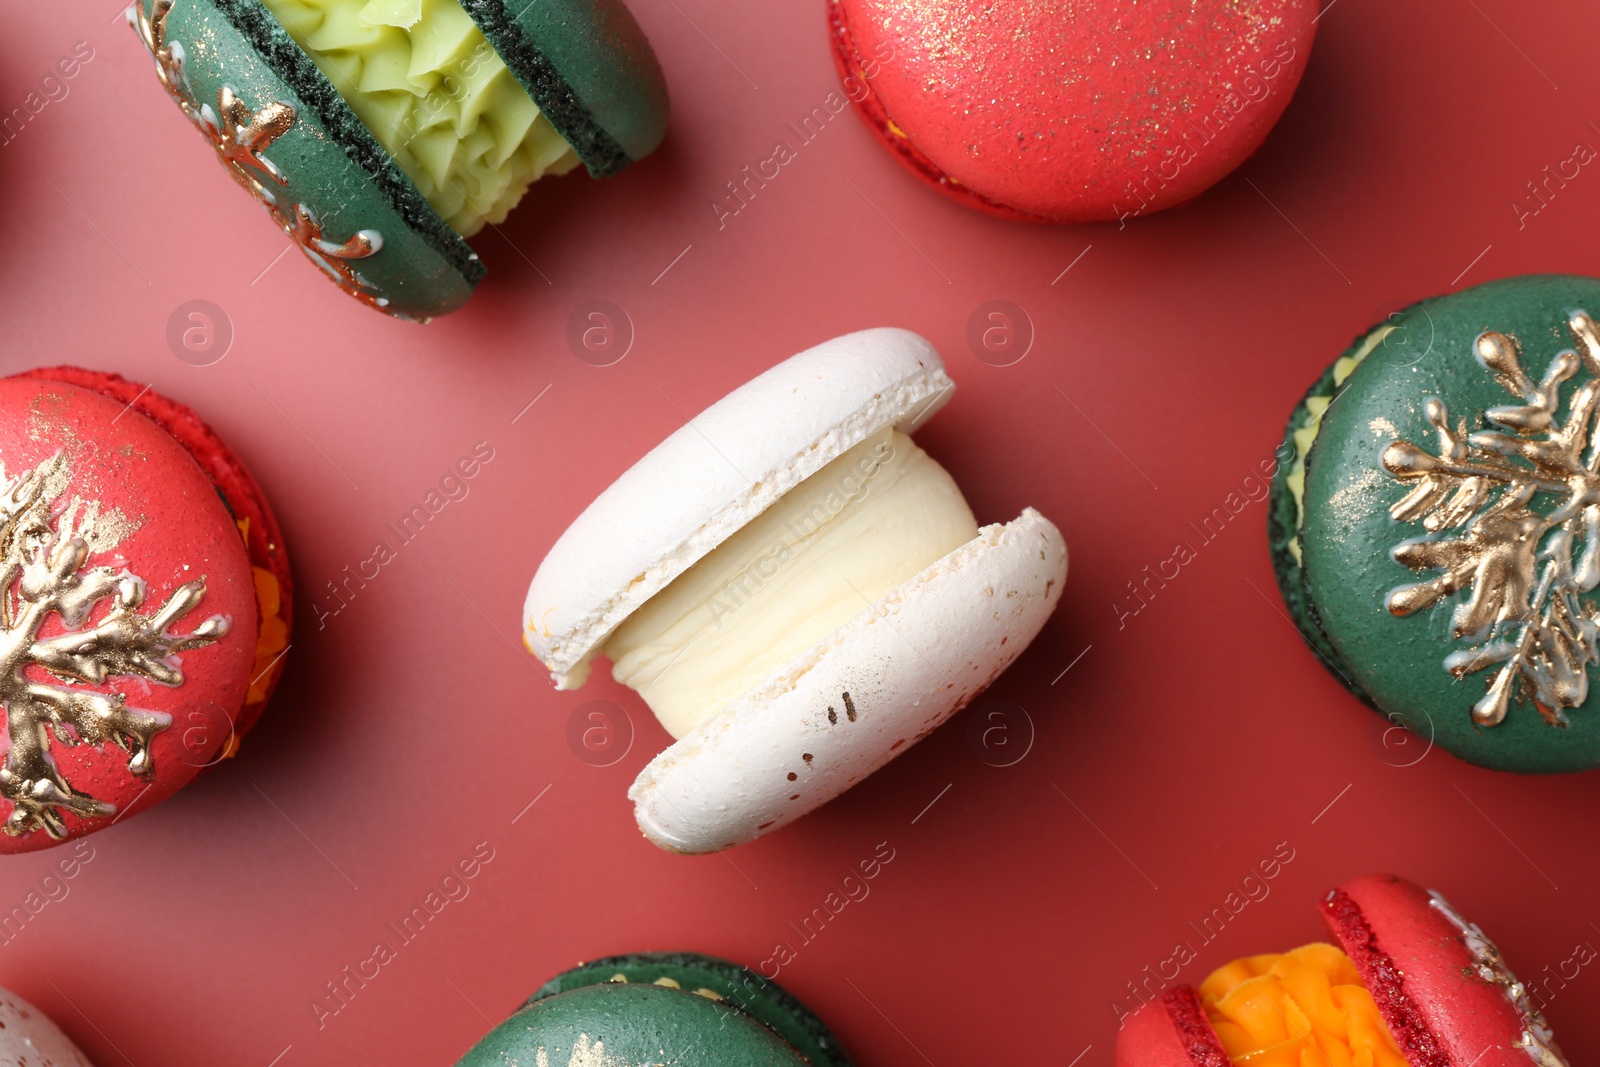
1383, 311, 1600, 729
128, 0, 393, 313
0, 455, 229, 839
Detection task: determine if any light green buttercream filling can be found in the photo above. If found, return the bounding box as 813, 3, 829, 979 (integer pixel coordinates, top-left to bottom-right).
1285, 325, 1395, 564
260, 0, 580, 236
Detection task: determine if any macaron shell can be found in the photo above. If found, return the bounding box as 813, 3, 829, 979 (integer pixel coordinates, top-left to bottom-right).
1115, 989, 1230, 1067
17, 366, 293, 733
0, 986, 95, 1067
531, 951, 853, 1066
827, 0, 1039, 222
832, 0, 1315, 221
0, 379, 257, 853
1299, 275, 1600, 772
524, 328, 956, 682
630, 507, 1066, 852
131, 0, 480, 320
1322, 874, 1565, 1067
462, 0, 669, 174
453, 981, 812, 1066
1265, 327, 1386, 708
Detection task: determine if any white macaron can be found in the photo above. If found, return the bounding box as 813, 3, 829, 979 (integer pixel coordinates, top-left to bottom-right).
0, 986, 95, 1066
524, 328, 1067, 852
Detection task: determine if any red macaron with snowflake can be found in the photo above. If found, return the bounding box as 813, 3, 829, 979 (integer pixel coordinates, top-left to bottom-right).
0, 368, 290, 853
829, 0, 1316, 223
1117, 874, 1567, 1067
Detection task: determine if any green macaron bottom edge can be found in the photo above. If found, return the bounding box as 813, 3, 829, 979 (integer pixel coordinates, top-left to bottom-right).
1268, 323, 1390, 710
209, 0, 486, 287
531, 952, 853, 1067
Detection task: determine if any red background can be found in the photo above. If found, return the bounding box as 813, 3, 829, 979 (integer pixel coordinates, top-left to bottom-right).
2, 2, 1598, 1064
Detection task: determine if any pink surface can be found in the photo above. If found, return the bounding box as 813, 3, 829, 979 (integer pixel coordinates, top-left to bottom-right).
0, 3, 1598, 1066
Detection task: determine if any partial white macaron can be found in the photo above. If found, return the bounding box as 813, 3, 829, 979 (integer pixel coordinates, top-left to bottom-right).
0, 986, 95, 1066
523, 328, 1068, 852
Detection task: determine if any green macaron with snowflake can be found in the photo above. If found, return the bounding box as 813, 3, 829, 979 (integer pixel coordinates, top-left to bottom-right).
1270, 274, 1600, 773
129, 0, 668, 320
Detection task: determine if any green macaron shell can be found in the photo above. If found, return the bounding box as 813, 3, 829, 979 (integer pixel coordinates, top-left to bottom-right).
1293, 275, 1600, 773
1268, 338, 1382, 707
137, 0, 481, 319
461, 0, 669, 175
531, 952, 853, 1067
456, 982, 812, 1066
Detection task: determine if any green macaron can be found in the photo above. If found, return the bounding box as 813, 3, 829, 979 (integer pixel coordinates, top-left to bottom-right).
1270, 274, 1600, 774
456, 953, 852, 1067
129, 0, 668, 321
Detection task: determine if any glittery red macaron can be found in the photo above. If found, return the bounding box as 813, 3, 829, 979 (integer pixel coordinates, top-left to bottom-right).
829, 0, 1316, 222
0, 369, 291, 853
1116, 874, 1568, 1067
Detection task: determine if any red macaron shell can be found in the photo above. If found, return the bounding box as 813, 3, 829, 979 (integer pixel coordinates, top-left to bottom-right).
1115, 876, 1566, 1067
830, 0, 1316, 222
1115, 989, 1230, 1067
1322, 875, 1566, 1067
16, 367, 294, 732
0, 378, 258, 853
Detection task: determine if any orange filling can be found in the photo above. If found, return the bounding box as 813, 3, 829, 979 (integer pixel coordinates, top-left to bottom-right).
1199, 944, 1408, 1067
238, 519, 289, 708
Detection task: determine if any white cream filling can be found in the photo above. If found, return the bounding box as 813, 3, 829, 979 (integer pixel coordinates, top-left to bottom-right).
604, 428, 979, 740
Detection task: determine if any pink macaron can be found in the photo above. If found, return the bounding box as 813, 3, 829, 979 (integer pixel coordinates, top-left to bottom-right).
829, 0, 1316, 223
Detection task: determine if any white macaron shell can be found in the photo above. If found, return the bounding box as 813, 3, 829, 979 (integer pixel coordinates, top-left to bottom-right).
0, 986, 95, 1067
523, 328, 955, 686
629, 507, 1067, 853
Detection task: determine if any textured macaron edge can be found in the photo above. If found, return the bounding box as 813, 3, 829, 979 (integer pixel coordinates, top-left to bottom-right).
629, 507, 1066, 852
1321, 882, 1454, 1067
173, 0, 485, 288
14, 367, 294, 732
1162, 987, 1232, 1067
1114, 988, 1230, 1067
460, 0, 637, 177
1265, 322, 1397, 708
523, 328, 956, 685
1321, 874, 1564, 1067
826, 0, 1051, 223
530, 952, 853, 1067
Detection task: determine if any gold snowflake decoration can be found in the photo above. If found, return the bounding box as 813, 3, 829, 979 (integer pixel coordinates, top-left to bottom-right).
1383, 311, 1600, 728
129, 0, 394, 315
0, 455, 229, 839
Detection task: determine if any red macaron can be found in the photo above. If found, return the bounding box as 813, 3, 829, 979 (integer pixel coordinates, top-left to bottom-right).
0, 369, 291, 853
829, 0, 1316, 223
1117, 875, 1566, 1067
